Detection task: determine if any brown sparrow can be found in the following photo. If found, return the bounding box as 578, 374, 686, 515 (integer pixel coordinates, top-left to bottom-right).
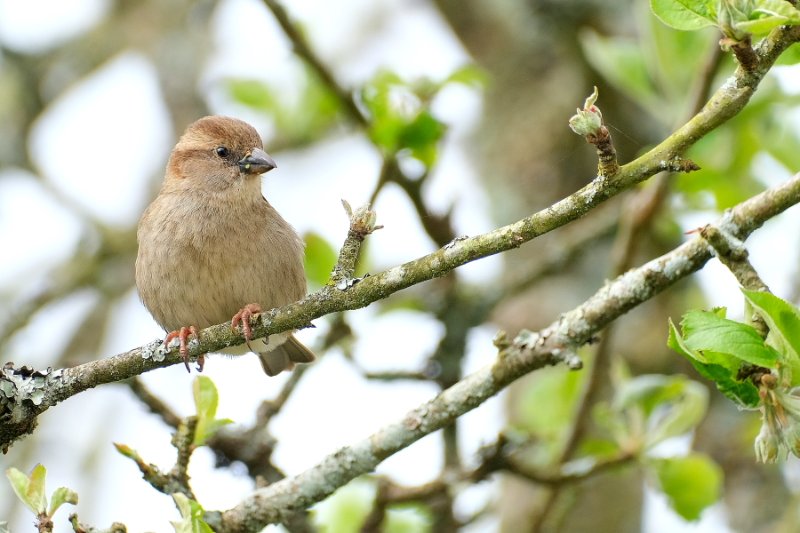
136, 115, 315, 375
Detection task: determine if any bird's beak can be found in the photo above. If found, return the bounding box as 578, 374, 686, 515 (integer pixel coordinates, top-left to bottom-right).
238, 148, 277, 175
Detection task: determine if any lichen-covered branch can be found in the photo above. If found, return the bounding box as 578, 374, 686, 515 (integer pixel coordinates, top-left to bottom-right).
208, 174, 800, 531
700, 223, 771, 338
2, 25, 799, 454
700, 224, 770, 293
329, 201, 381, 286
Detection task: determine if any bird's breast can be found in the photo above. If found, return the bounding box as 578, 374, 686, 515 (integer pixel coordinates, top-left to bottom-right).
136, 193, 306, 331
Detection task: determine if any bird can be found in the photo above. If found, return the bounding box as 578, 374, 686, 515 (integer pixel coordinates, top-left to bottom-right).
135, 115, 315, 375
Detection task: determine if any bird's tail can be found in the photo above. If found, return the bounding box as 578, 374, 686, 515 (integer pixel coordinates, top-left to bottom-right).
258, 334, 316, 376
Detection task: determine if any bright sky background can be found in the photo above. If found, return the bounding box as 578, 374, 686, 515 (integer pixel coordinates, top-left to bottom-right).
1, 0, 799, 532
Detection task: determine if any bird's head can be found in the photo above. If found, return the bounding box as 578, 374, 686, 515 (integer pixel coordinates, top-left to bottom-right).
165, 115, 277, 194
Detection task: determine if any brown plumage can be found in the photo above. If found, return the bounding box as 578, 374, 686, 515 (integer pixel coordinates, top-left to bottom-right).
136, 115, 315, 375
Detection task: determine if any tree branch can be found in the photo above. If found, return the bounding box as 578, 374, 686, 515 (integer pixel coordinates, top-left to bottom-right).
210, 173, 800, 531
261, 0, 367, 127
2, 25, 798, 454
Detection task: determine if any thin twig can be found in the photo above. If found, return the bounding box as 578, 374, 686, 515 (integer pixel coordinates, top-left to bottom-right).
127, 378, 182, 428
261, 0, 367, 127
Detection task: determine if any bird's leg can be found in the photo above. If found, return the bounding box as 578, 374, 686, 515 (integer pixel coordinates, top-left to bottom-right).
164, 325, 200, 372
231, 303, 262, 351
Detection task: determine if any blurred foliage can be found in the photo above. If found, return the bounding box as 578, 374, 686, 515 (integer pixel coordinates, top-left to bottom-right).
580, 17, 719, 125
171, 494, 213, 533
515, 365, 586, 463
358, 67, 484, 167
510, 354, 716, 520
648, 452, 723, 521
304, 231, 339, 288
678, 87, 800, 208
583, 5, 800, 210
310, 478, 432, 532
227, 66, 342, 147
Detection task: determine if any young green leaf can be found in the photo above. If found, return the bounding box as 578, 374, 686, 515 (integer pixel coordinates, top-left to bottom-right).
755, 0, 800, 22
679, 310, 780, 368
668, 318, 761, 408
48, 487, 78, 517
193, 376, 233, 446
650, 453, 723, 521
736, 8, 797, 35
742, 290, 800, 359
172, 494, 214, 533
6, 464, 47, 515
650, 0, 716, 30
743, 289, 800, 384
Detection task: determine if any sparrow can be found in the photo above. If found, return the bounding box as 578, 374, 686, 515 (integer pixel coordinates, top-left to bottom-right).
135, 115, 315, 375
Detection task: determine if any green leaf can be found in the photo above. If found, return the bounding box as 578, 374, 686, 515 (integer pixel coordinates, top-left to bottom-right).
754, 0, 800, 22
679, 310, 780, 368
227, 79, 276, 110
48, 487, 78, 517
227, 70, 342, 145
444, 64, 487, 88
171, 494, 214, 533
399, 111, 445, 166
776, 43, 800, 65
736, 15, 789, 35
360, 70, 446, 166
668, 318, 761, 408
304, 232, 338, 287
193, 376, 233, 446
613, 374, 708, 448
743, 290, 800, 383
6, 465, 47, 514
518, 366, 585, 462
650, 453, 723, 521
650, 0, 716, 30
686, 357, 759, 407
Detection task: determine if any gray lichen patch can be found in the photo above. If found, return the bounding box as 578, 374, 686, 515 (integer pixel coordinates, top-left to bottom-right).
140, 339, 168, 362
0, 363, 63, 412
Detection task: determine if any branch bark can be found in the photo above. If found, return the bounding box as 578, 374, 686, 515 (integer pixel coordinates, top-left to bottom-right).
2, 24, 799, 452
210, 174, 800, 531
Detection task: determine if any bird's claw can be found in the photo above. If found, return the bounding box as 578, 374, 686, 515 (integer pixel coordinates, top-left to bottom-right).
164, 325, 200, 372
231, 303, 262, 347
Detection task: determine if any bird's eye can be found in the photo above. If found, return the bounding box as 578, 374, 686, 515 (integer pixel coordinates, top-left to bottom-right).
215, 146, 230, 158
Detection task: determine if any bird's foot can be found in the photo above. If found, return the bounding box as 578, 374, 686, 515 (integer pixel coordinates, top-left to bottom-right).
231, 303, 262, 350
164, 326, 201, 372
